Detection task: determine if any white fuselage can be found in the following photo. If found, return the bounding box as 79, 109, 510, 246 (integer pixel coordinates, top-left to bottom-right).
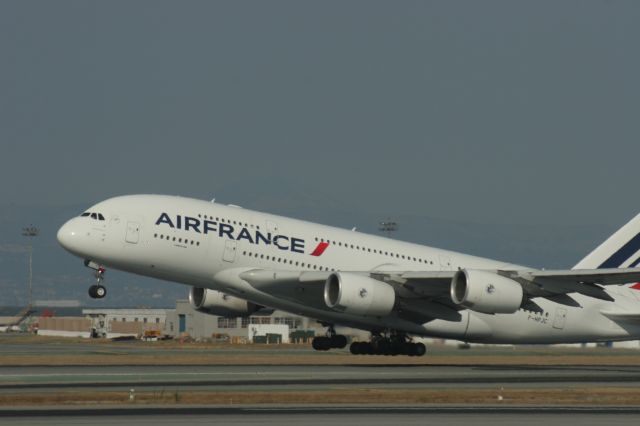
57, 195, 640, 344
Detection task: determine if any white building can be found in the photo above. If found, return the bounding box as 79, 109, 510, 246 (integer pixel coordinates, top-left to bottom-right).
248, 324, 290, 343
165, 300, 324, 341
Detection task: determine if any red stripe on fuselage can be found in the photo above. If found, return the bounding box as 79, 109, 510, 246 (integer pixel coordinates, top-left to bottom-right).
631, 283, 640, 290
310, 242, 329, 256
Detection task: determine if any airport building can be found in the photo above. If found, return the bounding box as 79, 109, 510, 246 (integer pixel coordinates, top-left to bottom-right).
161, 300, 346, 343
30, 300, 332, 342
83, 308, 168, 338
18, 302, 640, 348
35, 309, 169, 339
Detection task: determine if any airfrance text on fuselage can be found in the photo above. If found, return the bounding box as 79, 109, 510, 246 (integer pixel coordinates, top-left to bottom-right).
155, 213, 305, 253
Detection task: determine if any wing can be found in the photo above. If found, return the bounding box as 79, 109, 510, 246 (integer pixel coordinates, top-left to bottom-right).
238, 267, 640, 322
239, 269, 332, 310
524, 268, 640, 285
384, 268, 640, 302
506, 268, 640, 302
239, 269, 464, 323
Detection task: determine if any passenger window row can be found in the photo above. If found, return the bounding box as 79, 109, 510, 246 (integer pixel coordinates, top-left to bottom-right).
313, 236, 434, 265
154, 233, 201, 246
242, 250, 335, 272
171, 213, 435, 268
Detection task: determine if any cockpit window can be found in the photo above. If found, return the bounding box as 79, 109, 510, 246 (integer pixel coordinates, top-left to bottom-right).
81, 211, 105, 220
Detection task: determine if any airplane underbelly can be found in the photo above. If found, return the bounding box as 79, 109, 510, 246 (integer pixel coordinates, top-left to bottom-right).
418, 311, 492, 340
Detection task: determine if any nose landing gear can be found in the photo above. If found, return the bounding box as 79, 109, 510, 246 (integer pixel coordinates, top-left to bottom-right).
85, 260, 107, 299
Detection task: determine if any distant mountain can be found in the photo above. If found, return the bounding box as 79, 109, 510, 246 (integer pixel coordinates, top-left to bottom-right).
0, 190, 615, 308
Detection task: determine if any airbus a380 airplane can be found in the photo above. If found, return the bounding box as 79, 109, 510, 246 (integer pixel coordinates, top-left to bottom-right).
57, 195, 640, 356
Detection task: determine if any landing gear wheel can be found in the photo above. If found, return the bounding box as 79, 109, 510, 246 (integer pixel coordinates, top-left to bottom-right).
413, 342, 426, 356
95, 285, 107, 298
88, 285, 107, 299
330, 334, 348, 349
311, 323, 349, 351
349, 334, 426, 356
312, 336, 331, 351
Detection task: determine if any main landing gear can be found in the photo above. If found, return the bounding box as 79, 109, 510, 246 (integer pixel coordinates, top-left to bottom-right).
311, 324, 348, 351
85, 260, 107, 299
350, 332, 426, 357
311, 326, 426, 357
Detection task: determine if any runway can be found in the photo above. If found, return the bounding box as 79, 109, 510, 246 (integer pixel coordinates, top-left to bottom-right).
2, 336, 640, 424
1, 406, 640, 426
2, 364, 640, 392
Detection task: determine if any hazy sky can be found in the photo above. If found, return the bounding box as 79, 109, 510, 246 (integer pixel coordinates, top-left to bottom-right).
1, 1, 639, 227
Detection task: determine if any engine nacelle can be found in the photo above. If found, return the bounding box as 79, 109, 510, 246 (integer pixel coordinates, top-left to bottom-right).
324, 272, 395, 317
450, 269, 523, 314
189, 287, 264, 317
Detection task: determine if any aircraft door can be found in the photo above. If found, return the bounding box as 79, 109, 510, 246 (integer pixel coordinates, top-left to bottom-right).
267, 220, 278, 233
223, 240, 237, 263
439, 255, 452, 271
125, 222, 140, 244
552, 307, 567, 330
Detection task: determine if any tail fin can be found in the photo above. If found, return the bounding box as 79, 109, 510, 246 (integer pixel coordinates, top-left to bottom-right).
574, 213, 640, 269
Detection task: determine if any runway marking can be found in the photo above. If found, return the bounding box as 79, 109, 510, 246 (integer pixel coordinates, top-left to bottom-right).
0, 371, 376, 379
2, 405, 640, 417
0, 373, 290, 379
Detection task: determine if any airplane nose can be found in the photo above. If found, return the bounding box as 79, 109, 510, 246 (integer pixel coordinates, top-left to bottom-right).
57, 220, 81, 254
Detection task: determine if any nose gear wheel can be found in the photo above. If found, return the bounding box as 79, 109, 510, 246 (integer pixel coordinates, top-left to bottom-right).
88, 284, 107, 299
86, 261, 107, 299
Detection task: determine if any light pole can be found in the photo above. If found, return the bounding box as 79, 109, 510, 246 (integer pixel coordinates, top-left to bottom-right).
378, 218, 398, 238
21, 225, 39, 309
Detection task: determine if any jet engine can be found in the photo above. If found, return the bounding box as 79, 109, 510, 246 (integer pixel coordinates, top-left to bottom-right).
189, 287, 266, 317
450, 269, 523, 314
324, 272, 395, 317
